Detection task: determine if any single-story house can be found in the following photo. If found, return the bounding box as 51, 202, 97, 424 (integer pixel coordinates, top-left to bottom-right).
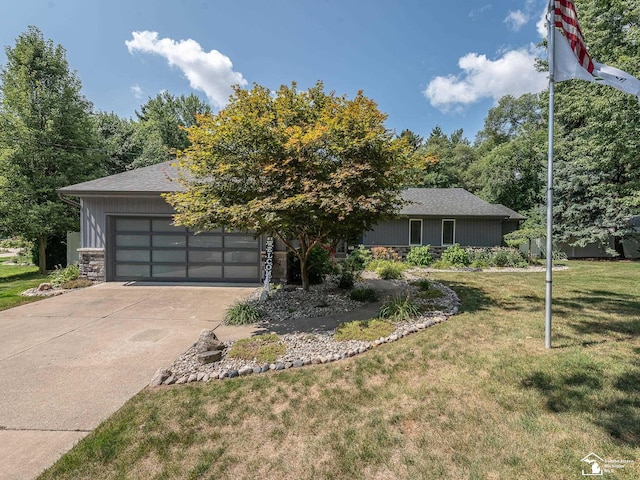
361, 188, 525, 257
58, 162, 524, 283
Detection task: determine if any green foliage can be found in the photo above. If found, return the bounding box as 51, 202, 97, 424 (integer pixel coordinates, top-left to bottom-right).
48, 263, 80, 287
165, 81, 413, 290
289, 245, 332, 285
224, 301, 263, 325
367, 259, 406, 280
342, 245, 372, 272
0, 27, 104, 273
349, 287, 379, 303
336, 271, 355, 290
406, 245, 433, 266
416, 288, 444, 300
467, 248, 528, 268
226, 334, 285, 363
0, 237, 28, 249
379, 293, 422, 321
334, 319, 394, 341
440, 244, 470, 267
410, 279, 431, 291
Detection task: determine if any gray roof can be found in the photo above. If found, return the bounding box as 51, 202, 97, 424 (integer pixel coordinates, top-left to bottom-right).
58, 161, 183, 196
399, 188, 525, 220
59, 165, 525, 220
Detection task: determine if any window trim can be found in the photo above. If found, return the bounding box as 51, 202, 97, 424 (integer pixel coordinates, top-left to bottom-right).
409, 219, 423, 246
441, 219, 456, 246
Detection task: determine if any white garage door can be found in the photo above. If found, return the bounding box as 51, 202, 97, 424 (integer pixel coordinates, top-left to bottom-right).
109, 216, 260, 282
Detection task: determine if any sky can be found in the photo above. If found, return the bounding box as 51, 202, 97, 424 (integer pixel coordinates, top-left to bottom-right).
0, 0, 551, 142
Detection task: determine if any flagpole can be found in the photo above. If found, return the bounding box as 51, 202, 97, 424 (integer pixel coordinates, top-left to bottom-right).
545, 0, 555, 349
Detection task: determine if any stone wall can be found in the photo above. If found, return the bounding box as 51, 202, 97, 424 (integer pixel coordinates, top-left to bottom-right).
78, 248, 105, 282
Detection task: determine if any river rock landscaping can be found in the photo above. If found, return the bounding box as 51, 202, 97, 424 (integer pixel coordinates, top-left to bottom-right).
152, 276, 461, 386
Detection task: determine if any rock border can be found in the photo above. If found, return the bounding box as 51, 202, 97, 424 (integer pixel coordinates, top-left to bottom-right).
150, 280, 460, 386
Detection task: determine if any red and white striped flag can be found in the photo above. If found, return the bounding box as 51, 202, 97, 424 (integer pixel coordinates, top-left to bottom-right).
551, 0, 640, 100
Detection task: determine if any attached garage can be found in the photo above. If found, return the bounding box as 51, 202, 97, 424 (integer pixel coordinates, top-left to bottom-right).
110, 216, 260, 282
58, 162, 263, 283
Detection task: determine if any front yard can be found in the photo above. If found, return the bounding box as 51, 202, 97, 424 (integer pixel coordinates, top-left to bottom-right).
39, 261, 640, 479
0, 260, 47, 311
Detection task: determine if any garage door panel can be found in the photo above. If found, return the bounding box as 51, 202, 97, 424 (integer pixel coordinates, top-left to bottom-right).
111, 216, 260, 282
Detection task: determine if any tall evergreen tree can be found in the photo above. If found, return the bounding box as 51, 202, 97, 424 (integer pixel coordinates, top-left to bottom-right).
0, 26, 103, 272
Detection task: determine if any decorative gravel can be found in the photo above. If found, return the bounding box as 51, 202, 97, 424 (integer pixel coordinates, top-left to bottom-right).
151, 277, 461, 386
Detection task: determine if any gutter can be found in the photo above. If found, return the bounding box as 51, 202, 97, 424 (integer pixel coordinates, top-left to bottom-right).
58, 192, 81, 208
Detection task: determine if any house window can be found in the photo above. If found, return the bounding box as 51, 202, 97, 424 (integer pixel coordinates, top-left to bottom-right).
442, 219, 455, 246
409, 219, 423, 245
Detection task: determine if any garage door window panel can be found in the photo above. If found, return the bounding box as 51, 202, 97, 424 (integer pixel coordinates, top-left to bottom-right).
116, 218, 150, 231
189, 250, 223, 262
224, 251, 259, 263
152, 265, 186, 278
189, 235, 222, 248
224, 235, 258, 248
152, 235, 187, 248
116, 250, 150, 262
116, 264, 150, 277
225, 266, 259, 279
188, 265, 223, 278
116, 234, 150, 248
152, 250, 186, 263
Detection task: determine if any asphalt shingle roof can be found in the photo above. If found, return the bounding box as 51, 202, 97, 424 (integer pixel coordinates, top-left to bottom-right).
58, 161, 182, 195
399, 188, 525, 220
59, 165, 524, 220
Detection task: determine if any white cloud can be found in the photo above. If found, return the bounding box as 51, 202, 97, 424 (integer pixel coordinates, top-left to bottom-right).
536, 7, 548, 38
505, 10, 529, 31
125, 31, 247, 109
424, 44, 547, 112
130, 84, 144, 99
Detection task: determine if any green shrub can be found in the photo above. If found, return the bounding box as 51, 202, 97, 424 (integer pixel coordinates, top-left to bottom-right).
367, 259, 406, 279
224, 301, 263, 325
48, 263, 80, 287
406, 245, 433, 266
227, 334, 286, 363
334, 319, 395, 341
416, 289, 444, 300
410, 279, 431, 291
288, 245, 333, 285
343, 245, 372, 272
441, 244, 470, 267
379, 294, 422, 321
349, 287, 379, 302
336, 271, 355, 290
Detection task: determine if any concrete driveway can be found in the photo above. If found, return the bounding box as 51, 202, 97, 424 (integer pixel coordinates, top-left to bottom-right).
0, 281, 257, 480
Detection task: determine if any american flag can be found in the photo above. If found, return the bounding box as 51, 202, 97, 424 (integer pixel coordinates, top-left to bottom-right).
553, 0, 595, 74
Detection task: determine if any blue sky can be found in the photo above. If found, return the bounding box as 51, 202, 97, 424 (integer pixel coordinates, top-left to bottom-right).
1, 0, 550, 142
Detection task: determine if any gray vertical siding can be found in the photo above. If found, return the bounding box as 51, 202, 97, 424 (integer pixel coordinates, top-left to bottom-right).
81, 196, 175, 248
363, 216, 507, 247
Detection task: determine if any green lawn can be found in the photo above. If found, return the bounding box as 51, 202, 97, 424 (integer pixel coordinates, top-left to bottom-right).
0, 262, 47, 311
38, 261, 639, 479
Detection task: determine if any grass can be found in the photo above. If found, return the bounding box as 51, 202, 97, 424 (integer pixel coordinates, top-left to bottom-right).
38, 261, 640, 479
0, 262, 47, 311
334, 319, 395, 341
226, 334, 286, 363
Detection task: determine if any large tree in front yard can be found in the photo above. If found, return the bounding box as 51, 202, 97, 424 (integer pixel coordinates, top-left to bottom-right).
166, 81, 413, 290
0, 26, 103, 273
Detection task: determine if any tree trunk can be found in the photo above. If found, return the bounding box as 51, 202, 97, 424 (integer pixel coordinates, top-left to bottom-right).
300, 254, 310, 291
38, 235, 47, 274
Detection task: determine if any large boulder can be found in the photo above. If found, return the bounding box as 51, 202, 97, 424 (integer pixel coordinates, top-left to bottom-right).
193, 329, 223, 353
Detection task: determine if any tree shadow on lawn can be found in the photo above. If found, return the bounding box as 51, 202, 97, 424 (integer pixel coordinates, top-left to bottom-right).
521, 367, 640, 447
434, 281, 495, 314
0, 269, 44, 283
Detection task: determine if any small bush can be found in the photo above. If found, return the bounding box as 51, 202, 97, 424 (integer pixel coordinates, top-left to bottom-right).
48, 264, 80, 288
61, 278, 93, 289
334, 319, 395, 341
224, 301, 263, 325
370, 246, 401, 261
406, 245, 433, 266
367, 259, 406, 279
336, 271, 355, 290
410, 279, 431, 291
288, 245, 333, 285
379, 294, 422, 321
343, 245, 372, 272
416, 289, 444, 300
441, 244, 470, 267
349, 287, 379, 303
227, 334, 286, 363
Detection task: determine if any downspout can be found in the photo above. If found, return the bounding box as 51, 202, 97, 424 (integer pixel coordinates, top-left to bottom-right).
58, 192, 80, 208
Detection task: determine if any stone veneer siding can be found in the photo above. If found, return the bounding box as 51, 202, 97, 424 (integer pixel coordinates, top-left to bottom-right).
78, 248, 105, 282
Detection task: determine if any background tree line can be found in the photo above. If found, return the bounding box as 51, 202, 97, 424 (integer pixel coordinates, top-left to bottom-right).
1, 0, 638, 272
